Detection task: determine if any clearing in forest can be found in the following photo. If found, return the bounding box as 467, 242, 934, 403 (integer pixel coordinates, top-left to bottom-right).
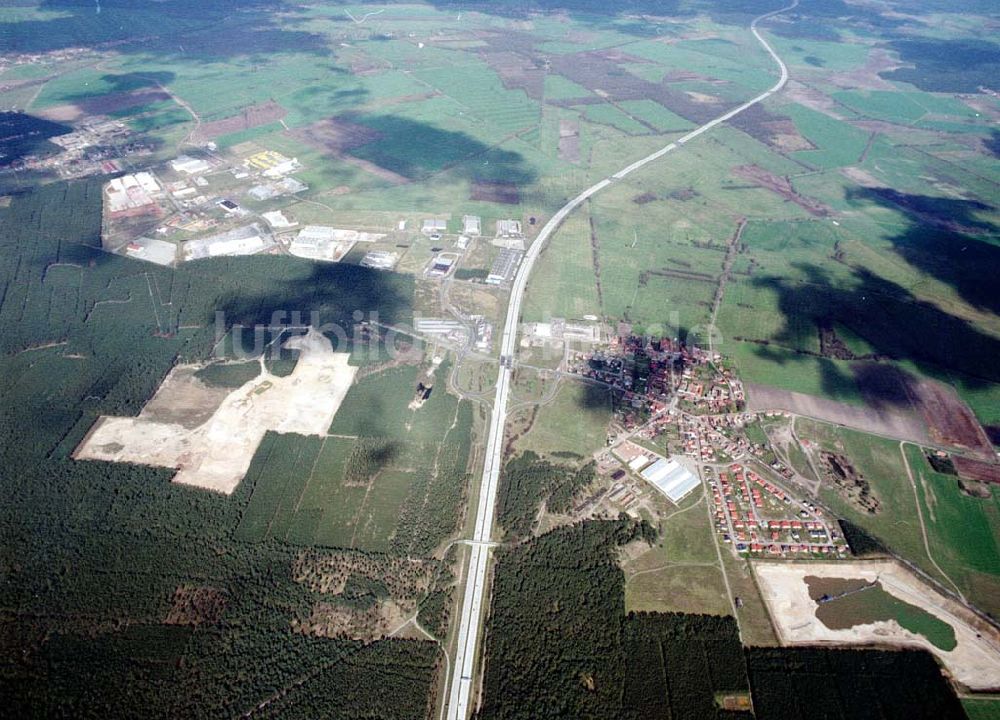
74, 329, 356, 493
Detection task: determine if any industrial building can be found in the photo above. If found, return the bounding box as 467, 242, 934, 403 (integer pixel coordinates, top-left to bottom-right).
105, 172, 162, 214
124, 236, 177, 266
245, 150, 299, 177
262, 210, 296, 229
463, 215, 481, 236
525, 318, 600, 344
496, 219, 522, 237
288, 226, 370, 262
170, 155, 212, 175
183, 224, 272, 261
360, 250, 399, 270
247, 177, 307, 201
427, 253, 458, 277
487, 248, 522, 285
640, 457, 699, 504
414, 318, 465, 335
422, 218, 447, 235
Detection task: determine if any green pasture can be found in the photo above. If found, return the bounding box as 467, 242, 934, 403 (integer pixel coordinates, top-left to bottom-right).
513, 381, 611, 458
906, 443, 1000, 616
729, 342, 864, 403
544, 75, 592, 101
799, 423, 934, 564
784, 103, 871, 169
767, 36, 870, 71
625, 38, 776, 94
522, 212, 601, 322
616, 100, 695, 132
834, 89, 980, 126
964, 699, 1000, 720
415, 63, 540, 137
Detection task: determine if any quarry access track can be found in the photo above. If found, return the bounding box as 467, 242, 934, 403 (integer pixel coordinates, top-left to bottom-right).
444, 3, 798, 718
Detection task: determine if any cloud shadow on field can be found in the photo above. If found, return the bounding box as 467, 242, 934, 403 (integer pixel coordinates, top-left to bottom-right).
748, 263, 1000, 403
574, 379, 615, 416
845, 186, 1000, 315
985, 130, 1000, 159
341, 113, 538, 185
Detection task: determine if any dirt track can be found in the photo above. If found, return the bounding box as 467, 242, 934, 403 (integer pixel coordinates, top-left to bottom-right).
754, 560, 1000, 690
75, 329, 356, 494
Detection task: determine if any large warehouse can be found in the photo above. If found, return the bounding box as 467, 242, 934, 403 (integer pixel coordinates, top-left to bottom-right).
640, 457, 699, 504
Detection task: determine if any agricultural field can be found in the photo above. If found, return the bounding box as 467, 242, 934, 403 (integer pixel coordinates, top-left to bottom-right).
622, 487, 732, 616
237, 363, 475, 554
793, 419, 1000, 617
2, 0, 1000, 714
509, 380, 613, 459
904, 444, 1000, 618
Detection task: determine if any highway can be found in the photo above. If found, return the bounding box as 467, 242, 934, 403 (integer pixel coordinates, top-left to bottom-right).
444, 4, 796, 718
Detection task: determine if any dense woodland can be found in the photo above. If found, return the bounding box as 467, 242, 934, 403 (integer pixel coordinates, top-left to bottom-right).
496, 452, 597, 540
0, 180, 974, 717
838, 518, 890, 557
476, 519, 967, 720
0, 181, 436, 717
747, 647, 968, 719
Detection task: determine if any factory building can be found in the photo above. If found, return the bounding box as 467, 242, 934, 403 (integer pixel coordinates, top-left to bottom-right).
487, 248, 522, 285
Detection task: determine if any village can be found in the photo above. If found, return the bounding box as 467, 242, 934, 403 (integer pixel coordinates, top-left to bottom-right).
552, 328, 847, 562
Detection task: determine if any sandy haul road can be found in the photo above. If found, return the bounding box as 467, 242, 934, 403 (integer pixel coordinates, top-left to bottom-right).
754, 560, 1000, 690
74, 329, 356, 494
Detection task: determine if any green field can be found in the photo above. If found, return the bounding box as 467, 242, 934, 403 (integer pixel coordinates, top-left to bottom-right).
512, 381, 612, 458
965, 698, 1000, 720
623, 488, 730, 616
237, 364, 474, 554
795, 420, 1000, 617
616, 99, 696, 132
905, 443, 1000, 616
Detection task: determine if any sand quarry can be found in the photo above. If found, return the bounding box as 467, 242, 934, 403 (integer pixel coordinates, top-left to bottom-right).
754, 560, 1000, 690
75, 329, 356, 494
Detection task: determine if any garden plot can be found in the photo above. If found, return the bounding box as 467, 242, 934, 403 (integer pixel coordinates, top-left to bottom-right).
74, 329, 356, 494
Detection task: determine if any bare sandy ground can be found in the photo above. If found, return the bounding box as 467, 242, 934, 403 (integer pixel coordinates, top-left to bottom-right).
75, 329, 357, 494
754, 560, 1000, 690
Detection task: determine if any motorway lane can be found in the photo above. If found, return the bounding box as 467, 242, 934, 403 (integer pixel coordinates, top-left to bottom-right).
444, 4, 797, 718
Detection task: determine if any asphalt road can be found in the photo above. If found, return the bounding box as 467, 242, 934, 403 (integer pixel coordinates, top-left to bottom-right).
444, 4, 797, 718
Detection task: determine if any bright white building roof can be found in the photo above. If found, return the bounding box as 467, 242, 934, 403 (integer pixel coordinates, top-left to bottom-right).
640, 457, 699, 503
628, 455, 649, 472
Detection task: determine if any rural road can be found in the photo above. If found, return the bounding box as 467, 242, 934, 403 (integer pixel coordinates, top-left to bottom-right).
444, 3, 798, 718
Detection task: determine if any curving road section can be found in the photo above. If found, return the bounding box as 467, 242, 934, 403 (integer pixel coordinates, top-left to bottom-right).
445, 4, 796, 718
